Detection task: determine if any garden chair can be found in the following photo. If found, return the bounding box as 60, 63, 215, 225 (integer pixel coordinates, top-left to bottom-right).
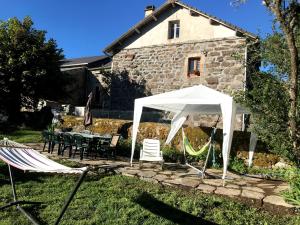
72, 134, 89, 160
42, 130, 52, 152
51, 133, 63, 155
61, 133, 74, 157
139, 139, 164, 169
110, 134, 120, 159
0, 138, 88, 225
96, 137, 112, 159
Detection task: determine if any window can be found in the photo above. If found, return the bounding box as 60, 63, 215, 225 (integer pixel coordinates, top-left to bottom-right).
188, 57, 201, 77
168, 20, 180, 39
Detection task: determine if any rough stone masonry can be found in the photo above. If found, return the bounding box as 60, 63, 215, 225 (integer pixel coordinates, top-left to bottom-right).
112, 37, 247, 129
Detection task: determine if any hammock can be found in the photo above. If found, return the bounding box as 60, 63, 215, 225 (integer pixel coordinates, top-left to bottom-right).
0, 138, 89, 225
183, 132, 210, 156
182, 127, 217, 178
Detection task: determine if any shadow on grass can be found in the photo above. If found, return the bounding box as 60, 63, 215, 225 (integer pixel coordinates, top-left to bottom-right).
134, 192, 217, 225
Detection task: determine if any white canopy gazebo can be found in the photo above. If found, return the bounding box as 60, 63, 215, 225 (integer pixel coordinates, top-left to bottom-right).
130, 85, 256, 179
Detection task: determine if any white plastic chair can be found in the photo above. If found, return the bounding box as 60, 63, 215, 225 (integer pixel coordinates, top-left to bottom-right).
139, 139, 164, 168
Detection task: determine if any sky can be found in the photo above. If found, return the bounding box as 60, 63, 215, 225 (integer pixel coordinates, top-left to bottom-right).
0, 0, 274, 59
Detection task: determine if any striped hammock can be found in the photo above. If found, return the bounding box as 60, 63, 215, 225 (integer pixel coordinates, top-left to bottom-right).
0, 138, 87, 174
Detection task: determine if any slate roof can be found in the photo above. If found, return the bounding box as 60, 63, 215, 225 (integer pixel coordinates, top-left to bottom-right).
60, 55, 111, 68
104, 0, 258, 55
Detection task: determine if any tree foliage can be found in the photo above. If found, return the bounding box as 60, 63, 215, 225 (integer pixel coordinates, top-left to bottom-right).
231, 0, 300, 164
0, 16, 65, 122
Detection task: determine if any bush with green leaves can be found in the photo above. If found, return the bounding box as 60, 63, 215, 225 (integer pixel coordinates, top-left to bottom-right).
283, 168, 300, 207
235, 71, 299, 163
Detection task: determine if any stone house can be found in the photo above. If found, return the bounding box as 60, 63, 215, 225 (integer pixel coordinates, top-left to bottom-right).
103, 0, 258, 129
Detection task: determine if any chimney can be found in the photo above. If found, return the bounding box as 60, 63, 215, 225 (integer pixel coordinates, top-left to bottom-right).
144, 5, 155, 17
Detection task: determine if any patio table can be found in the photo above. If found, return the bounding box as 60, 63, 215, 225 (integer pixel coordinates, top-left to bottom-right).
64, 132, 112, 159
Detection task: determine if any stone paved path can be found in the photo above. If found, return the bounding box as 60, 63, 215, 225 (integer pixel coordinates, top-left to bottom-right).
27, 143, 295, 212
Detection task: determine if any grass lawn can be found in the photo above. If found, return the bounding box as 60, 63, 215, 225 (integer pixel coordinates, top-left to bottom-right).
0, 161, 299, 225
0, 129, 42, 143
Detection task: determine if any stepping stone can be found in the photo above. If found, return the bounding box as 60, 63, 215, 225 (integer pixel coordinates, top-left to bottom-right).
263, 195, 294, 208
225, 172, 242, 179
171, 172, 187, 179
162, 179, 182, 186
242, 177, 262, 183
232, 180, 247, 186
153, 174, 169, 182
158, 170, 173, 175
122, 169, 139, 176
241, 190, 265, 200
197, 184, 216, 193
242, 186, 265, 193
257, 183, 276, 189
273, 185, 290, 194
203, 179, 224, 187
225, 184, 240, 189
215, 187, 241, 196
180, 178, 201, 188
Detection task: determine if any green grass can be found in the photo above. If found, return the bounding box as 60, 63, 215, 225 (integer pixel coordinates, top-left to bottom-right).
0, 161, 299, 225
0, 129, 42, 143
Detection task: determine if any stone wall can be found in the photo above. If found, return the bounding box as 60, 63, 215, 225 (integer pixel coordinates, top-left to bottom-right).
112, 37, 247, 129
112, 37, 246, 94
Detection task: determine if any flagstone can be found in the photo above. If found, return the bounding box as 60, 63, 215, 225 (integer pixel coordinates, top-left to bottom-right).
197, 184, 216, 193
242, 186, 265, 193
215, 187, 241, 196
241, 190, 265, 200
263, 195, 294, 208
203, 179, 224, 187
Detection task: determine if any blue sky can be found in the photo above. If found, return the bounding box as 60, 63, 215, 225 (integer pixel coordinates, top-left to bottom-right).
0, 0, 274, 59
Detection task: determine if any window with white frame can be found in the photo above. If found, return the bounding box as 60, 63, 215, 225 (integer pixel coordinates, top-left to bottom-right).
168, 20, 180, 39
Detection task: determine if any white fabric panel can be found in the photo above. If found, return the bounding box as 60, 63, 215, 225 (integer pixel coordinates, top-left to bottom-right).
248, 132, 258, 167
165, 111, 188, 144
130, 100, 143, 165
0, 148, 87, 174
220, 99, 237, 179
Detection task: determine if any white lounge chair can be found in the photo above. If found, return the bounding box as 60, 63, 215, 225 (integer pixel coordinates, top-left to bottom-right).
139, 139, 164, 169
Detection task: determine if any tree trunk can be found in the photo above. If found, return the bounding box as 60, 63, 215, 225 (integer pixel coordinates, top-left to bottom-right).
286, 33, 299, 162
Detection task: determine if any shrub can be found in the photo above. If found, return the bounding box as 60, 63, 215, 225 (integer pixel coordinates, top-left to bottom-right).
162, 145, 184, 163
283, 168, 300, 207
229, 157, 248, 174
